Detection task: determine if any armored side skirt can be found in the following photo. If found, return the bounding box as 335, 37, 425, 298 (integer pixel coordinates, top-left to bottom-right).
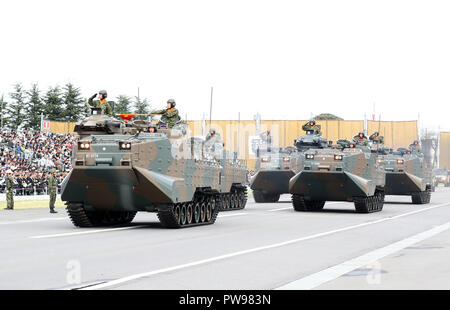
250, 170, 295, 194
289, 171, 373, 201
61, 167, 194, 211
384, 172, 424, 195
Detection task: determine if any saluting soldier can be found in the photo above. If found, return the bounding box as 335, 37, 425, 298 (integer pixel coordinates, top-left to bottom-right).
151, 99, 179, 129
369, 131, 385, 145
302, 119, 322, 135
4, 170, 14, 210
409, 140, 422, 153
88, 90, 113, 116
48, 169, 58, 213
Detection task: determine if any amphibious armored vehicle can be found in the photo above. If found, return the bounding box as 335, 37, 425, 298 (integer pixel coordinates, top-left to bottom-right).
289, 140, 386, 213
433, 168, 450, 188
61, 108, 248, 228
379, 148, 432, 204
250, 130, 325, 203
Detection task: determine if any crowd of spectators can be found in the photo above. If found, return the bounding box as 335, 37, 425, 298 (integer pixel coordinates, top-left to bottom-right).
0, 130, 74, 195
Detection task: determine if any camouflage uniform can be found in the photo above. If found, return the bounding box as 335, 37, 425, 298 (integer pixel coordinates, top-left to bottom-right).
88, 95, 113, 116
259, 131, 272, 146
302, 121, 322, 135
5, 175, 14, 210
48, 172, 58, 213
152, 108, 179, 128
369, 132, 385, 145
409, 142, 422, 153
353, 134, 369, 146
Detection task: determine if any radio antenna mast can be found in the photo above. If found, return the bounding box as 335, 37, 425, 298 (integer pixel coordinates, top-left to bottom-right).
209, 87, 213, 130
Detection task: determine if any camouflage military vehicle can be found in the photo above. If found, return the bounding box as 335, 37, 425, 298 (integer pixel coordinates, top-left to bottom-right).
249, 130, 326, 203
379, 148, 432, 204
289, 139, 386, 213
433, 168, 450, 188
250, 147, 302, 202
61, 108, 248, 229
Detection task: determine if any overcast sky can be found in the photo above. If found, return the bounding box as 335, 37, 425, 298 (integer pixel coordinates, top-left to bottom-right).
1, 0, 449, 130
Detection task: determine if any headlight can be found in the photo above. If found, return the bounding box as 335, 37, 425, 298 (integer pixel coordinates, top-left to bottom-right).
397, 159, 404, 164
306, 154, 314, 160
261, 156, 270, 162
334, 154, 343, 161
377, 158, 383, 164
78, 142, 91, 150
283, 157, 290, 162
119, 142, 132, 150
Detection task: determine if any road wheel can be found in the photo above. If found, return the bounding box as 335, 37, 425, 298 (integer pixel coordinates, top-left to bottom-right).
186, 203, 193, 224
193, 202, 201, 223
180, 204, 187, 225
200, 202, 206, 222
206, 201, 212, 222
174, 204, 181, 223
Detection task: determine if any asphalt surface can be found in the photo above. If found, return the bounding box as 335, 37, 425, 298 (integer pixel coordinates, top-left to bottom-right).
1, 187, 450, 290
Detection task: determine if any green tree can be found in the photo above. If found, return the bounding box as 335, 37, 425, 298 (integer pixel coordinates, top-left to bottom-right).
25, 83, 44, 130
115, 95, 132, 114
314, 113, 343, 120
62, 83, 85, 121
6, 83, 26, 130
133, 96, 150, 120
0, 94, 7, 128
44, 86, 64, 121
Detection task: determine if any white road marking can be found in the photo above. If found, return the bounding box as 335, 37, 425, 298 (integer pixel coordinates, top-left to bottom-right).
29, 213, 248, 239
268, 201, 346, 212
0, 217, 68, 225
81, 202, 450, 290
29, 225, 147, 239
218, 212, 248, 218
268, 207, 292, 212
277, 221, 450, 290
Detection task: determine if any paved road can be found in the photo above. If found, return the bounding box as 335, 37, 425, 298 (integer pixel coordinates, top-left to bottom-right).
0, 187, 449, 290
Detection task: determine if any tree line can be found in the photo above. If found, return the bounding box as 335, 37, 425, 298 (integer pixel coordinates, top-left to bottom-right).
0, 83, 151, 130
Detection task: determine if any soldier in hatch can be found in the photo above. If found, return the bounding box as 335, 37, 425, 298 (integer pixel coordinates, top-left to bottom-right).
302, 119, 322, 135
88, 90, 113, 116
409, 140, 422, 153
369, 131, 385, 145
353, 131, 369, 146
151, 99, 179, 129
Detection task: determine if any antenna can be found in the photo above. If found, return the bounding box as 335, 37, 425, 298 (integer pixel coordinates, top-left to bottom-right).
209, 87, 213, 130
237, 112, 241, 156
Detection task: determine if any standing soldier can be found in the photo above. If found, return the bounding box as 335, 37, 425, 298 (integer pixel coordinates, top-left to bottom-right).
369, 131, 385, 145
4, 170, 14, 210
151, 99, 179, 128
302, 119, 322, 135
48, 169, 58, 213
88, 90, 113, 116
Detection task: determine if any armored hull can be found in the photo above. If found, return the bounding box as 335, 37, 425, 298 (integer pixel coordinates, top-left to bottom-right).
249, 131, 325, 203
250, 150, 301, 202
289, 145, 386, 213
62, 111, 248, 228
380, 153, 431, 204
433, 169, 450, 188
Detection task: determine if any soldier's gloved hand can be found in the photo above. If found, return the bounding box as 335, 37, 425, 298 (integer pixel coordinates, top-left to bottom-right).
90, 93, 97, 99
